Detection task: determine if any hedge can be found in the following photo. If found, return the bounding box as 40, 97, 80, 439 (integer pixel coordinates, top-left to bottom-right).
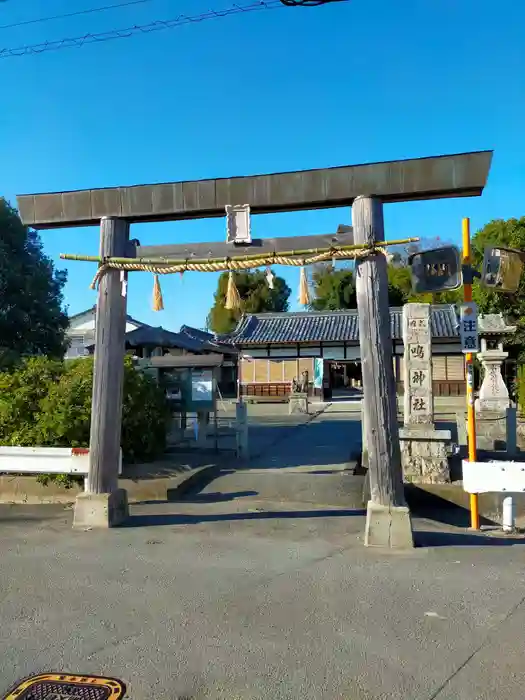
0, 356, 170, 464
517, 364, 525, 416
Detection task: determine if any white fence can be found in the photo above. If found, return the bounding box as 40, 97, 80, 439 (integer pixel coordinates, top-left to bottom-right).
462, 459, 525, 494
462, 458, 525, 532
0, 446, 122, 490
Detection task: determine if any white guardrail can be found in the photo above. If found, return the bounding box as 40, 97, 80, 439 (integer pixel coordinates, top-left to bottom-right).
462, 459, 525, 532
0, 447, 122, 491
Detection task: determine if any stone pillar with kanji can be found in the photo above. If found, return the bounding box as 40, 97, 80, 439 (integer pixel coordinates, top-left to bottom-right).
399, 303, 451, 484
403, 304, 434, 427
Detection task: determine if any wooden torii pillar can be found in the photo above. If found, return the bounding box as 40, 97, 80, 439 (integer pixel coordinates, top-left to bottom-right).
353, 196, 410, 547
73, 218, 131, 528
16, 150, 492, 538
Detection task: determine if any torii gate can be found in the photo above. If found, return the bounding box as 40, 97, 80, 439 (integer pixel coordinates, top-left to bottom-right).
17, 150, 492, 546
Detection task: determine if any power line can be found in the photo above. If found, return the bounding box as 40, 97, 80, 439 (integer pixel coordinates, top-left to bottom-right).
0, 0, 154, 31
279, 0, 345, 5
0, 1, 284, 59
0, 0, 344, 30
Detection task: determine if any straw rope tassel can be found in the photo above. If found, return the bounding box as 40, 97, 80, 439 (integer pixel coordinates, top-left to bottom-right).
299, 266, 310, 306
225, 271, 241, 310
152, 274, 164, 311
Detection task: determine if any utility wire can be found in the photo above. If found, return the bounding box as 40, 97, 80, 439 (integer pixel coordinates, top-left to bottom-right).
279, 1, 345, 5
0, 0, 344, 29
0, 0, 154, 31
0, 1, 284, 59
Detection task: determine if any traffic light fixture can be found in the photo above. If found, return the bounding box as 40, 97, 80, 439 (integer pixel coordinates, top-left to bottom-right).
481, 247, 524, 293
409, 246, 462, 294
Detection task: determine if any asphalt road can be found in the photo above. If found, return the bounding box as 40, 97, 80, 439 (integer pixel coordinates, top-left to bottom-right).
1, 500, 525, 700
1, 402, 522, 699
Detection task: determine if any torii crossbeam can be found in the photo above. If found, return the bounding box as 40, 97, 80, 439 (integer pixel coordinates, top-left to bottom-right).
17, 151, 492, 230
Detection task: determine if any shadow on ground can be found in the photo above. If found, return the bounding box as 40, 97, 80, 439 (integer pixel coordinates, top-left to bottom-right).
122, 508, 366, 528
415, 530, 525, 547
181, 490, 258, 504
406, 486, 498, 528
243, 420, 362, 468
123, 506, 525, 548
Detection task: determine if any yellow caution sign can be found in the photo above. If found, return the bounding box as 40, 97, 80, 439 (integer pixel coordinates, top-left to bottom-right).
2, 673, 126, 700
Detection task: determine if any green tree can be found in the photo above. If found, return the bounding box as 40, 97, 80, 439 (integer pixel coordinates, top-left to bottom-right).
0, 199, 68, 367
311, 263, 410, 310
207, 270, 291, 334
0, 356, 63, 445
311, 259, 463, 311
471, 217, 525, 360
387, 265, 412, 303
0, 357, 170, 463
310, 264, 356, 310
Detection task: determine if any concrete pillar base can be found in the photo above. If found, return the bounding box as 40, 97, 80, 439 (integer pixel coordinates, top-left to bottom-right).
73, 488, 129, 529
364, 500, 414, 549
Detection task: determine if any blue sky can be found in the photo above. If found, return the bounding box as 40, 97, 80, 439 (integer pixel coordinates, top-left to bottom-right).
1, 0, 524, 331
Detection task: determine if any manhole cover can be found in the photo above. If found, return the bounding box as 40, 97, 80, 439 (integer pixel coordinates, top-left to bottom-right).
2, 674, 126, 700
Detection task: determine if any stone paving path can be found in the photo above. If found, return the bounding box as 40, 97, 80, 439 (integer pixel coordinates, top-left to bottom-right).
193, 402, 365, 508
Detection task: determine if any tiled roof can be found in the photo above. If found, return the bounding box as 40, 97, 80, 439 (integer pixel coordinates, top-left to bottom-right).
179, 325, 219, 343
230, 306, 459, 345
179, 325, 238, 353
125, 326, 204, 352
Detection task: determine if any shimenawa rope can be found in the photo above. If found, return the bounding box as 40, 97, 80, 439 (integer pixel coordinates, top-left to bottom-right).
89, 245, 386, 291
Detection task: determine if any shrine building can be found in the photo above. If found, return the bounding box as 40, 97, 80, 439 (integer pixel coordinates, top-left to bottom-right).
229, 305, 466, 400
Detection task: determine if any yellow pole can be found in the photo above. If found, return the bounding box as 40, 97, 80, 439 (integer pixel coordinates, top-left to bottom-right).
462, 217, 479, 529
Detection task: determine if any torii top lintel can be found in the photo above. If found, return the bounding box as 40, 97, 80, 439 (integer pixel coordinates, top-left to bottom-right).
16, 150, 493, 230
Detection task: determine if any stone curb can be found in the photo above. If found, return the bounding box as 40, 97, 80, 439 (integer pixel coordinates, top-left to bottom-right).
165, 463, 225, 501
0, 470, 222, 505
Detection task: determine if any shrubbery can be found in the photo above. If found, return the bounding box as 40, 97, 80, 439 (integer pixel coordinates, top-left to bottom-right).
517, 365, 525, 416
0, 356, 170, 464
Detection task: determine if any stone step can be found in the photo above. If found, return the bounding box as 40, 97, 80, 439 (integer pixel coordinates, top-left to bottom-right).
196, 470, 366, 509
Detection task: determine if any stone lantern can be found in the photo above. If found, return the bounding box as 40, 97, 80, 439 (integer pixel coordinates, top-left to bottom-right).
475, 313, 516, 414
